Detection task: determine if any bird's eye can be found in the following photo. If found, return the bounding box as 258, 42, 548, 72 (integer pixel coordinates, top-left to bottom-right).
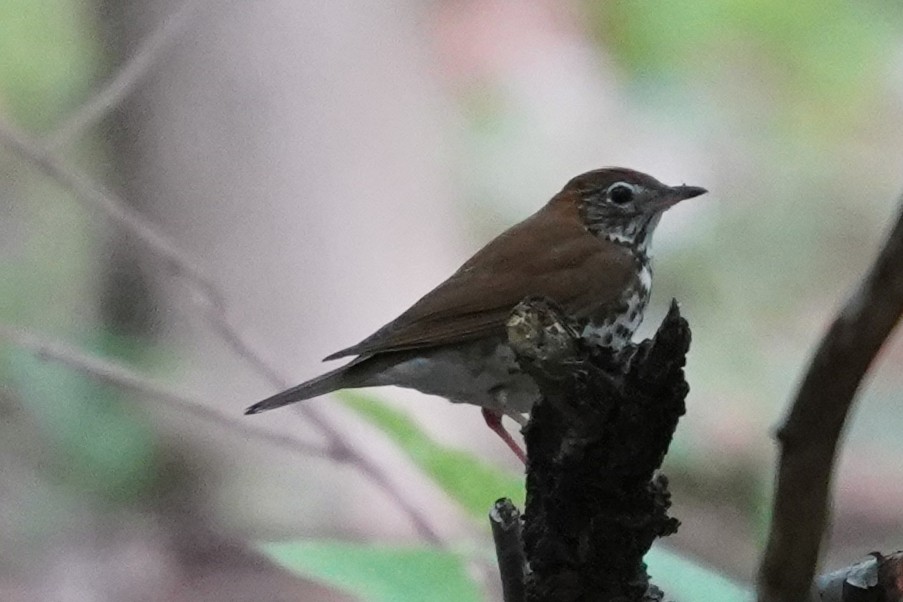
607, 183, 635, 205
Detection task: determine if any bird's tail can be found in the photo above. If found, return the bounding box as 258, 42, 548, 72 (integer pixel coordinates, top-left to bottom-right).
245, 358, 367, 415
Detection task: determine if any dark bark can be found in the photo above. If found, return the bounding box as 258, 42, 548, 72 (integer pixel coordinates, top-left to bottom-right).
499, 296, 690, 602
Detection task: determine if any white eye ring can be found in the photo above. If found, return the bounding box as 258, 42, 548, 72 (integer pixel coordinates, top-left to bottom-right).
607, 182, 636, 205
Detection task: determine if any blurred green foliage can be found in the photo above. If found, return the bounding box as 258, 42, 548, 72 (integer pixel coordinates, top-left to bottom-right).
259, 538, 754, 602
7, 348, 159, 502
0, 0, 98, 128
0, 0, 166, 543
260, 539, 755, 602
648, 545, 752, 601
4, 0, 902, 596
340, 391, 525, 519
591, 0, 900, 140
261, 540, 484, 602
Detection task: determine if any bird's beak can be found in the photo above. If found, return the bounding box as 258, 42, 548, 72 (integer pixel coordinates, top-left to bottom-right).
671, 185, 707, 202
656, 184, 707, 209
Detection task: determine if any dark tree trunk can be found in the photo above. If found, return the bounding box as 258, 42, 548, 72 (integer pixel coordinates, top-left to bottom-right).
495, 297, 691, 602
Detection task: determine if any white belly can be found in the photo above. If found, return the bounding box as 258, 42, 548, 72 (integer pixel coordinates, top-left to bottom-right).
372, 340, 540, 413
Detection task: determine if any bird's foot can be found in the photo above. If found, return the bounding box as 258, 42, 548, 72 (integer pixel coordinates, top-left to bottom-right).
482, 408, 526, 464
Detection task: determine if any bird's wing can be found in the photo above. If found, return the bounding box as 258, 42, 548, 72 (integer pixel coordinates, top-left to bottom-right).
324, 200, 638, 360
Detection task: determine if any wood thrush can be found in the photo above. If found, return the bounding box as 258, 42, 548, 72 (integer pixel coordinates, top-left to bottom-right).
246, 168, 706, 461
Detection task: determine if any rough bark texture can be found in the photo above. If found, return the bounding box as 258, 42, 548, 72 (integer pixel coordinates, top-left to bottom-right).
504, 296, 690, 602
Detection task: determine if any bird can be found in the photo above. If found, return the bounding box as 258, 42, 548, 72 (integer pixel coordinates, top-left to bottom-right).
246, 168, 706, 462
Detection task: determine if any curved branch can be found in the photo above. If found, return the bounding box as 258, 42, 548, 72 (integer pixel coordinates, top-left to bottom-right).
757, 196, 903, 602
490, 498, 526, 602
0, 122, 213, 292
0, 324, 330, 459
0, 120, 443, 545
45, 0, 215, 149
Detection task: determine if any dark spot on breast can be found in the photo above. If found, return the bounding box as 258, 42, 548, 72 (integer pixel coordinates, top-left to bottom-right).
602, 332, 613, 345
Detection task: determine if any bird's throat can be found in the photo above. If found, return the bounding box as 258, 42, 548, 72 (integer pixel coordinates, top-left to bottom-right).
594, 212, 662, 255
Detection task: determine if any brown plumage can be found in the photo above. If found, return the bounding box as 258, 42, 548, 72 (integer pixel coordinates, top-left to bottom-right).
246, 167, 706, 460
324, 193, 637, 360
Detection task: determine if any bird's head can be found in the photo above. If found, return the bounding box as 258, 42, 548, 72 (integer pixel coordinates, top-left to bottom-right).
562, 167, 707, 253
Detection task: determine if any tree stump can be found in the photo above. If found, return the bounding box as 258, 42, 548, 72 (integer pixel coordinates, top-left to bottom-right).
498, 296, 691, 602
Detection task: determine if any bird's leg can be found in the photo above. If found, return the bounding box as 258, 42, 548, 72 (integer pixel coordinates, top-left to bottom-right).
505, 411, 529, 427
481, 407, 526, 464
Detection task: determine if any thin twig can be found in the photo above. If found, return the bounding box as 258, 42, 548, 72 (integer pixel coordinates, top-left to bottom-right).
204, 304, 445, 544
0, 324, 330, 459
44, 0, 212, 150
757, 196, 903, 602
0, 121, 443, 545
0, 121, 215, 296
489, 498, 526, 602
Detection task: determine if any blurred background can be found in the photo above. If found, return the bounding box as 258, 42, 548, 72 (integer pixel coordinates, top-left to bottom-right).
2, 1, 903, 600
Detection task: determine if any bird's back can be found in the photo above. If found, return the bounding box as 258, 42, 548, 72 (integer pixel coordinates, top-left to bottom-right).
325, 194, 640, 361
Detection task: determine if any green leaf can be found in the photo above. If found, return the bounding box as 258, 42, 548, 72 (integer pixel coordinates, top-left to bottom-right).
5, 347, 159, 502
261, 540, 483, 602
647, 545, 753, 602
339, 391, 524, 519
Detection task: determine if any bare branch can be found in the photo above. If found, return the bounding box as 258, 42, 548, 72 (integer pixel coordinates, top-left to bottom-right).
489, 498, 526, 602
0, 324, 330, 459
44, 0, 214, 149
757, 197, 903, 602
206, 305, 445, 545
0, 121, 444, 545
0, 121, 215, 296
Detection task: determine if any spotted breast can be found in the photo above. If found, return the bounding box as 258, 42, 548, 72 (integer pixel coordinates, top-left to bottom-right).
581, 259, 652, 350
